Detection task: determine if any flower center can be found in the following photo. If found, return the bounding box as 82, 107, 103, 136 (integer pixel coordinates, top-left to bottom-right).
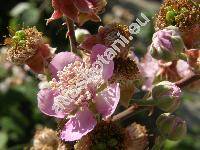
7, 27, 43, 64
50, 60, 104, 114
110, 57, 140, 82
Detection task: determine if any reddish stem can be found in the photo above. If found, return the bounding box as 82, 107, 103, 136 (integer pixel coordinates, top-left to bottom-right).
112, 105, 139, 122
175, 74, 200, 88
112, 74, 200, 122
66, 18, 77, 53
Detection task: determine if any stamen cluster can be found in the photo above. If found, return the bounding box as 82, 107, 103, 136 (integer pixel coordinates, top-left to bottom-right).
155, 0, 200, 32
50, 60, 104, 114
7, 27, 43, 65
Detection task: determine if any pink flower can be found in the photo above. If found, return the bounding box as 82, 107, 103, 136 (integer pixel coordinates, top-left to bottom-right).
176, 60, 194, 78
37, 44, 120, 141
139, 51, 159, 91
139, 49, 194, 90
47, 0, 107, 26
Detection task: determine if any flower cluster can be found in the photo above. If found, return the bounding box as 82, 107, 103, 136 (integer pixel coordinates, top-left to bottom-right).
4, 0, 200, 149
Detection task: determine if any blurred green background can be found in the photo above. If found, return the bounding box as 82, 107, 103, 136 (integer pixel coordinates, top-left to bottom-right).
0, 0, 199, 149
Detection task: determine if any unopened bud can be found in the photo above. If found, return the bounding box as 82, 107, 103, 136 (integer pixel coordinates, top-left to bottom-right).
152, 81, 181, 112
150, 26, 185, 62
156, 113, 187, 141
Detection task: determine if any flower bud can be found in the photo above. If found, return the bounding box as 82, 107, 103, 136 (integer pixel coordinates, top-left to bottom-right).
6, 27, 53, 73
150, 26, 185, 62
152, 81, 181, 112
156, 113, 187, 141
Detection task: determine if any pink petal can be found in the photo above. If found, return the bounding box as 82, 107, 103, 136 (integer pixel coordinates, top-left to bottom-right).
49, 52, 81, 79
77, 12, 101, 26
176, 60, 194, 78
50, 0, 79, 22
94, 83, 120, 119
46, 10, 63, 25
60, 109, 97, 141
73, 0, 91, 12
47, 0, 63, 24
52, 0, 62, 9
37, 89, 65, 118
91, 44, 114, 80
60, 0, 79, 22
139, 51, 159, 90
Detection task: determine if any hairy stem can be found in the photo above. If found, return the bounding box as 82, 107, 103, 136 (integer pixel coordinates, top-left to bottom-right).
175, 74, 200, 88
129, 98, 156, 106
66, 18, 77, 53
112, 98, 155, 122
112, 105, 139, 122
112, 74, 200, 122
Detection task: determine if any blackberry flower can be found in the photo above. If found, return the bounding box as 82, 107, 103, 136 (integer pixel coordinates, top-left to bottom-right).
37, 45, 120, 141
